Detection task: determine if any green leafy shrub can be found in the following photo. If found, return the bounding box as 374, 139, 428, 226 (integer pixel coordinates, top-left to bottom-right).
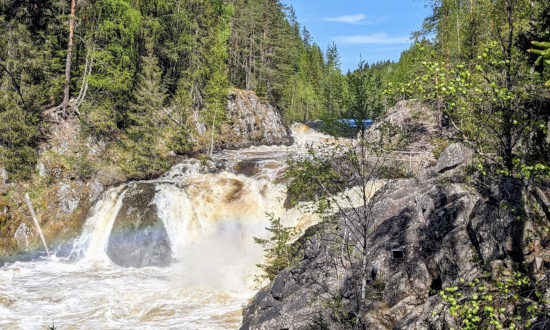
437, 272, 549, 329
254, 213, 299, 282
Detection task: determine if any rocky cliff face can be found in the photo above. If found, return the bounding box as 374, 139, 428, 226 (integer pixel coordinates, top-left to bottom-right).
241, 102, 550, 329
220, 89, 291, 149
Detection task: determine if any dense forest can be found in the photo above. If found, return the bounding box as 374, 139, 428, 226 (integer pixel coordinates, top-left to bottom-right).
1, 0, 550, 184
0, 0, 352, 181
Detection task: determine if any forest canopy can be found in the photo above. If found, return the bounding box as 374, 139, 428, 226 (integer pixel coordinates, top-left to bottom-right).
0, 0, 549, 182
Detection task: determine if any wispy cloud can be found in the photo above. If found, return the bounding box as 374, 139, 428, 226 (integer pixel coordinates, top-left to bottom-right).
325, 13, 388, 25
325, 13, 367, 24
336, 33, 411, 45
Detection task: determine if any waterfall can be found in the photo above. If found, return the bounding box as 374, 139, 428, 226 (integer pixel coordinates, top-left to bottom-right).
70, 186, 128, 263
68, 169, 314, 289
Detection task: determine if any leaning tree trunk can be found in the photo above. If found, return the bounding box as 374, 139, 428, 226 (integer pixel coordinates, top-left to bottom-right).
44, 0, 77, 118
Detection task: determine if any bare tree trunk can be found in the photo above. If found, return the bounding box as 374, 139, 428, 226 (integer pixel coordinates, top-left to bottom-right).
62, 0, 77, 110
360, 241, 367, 303
44, 0, 77, 118
25, 193, 50, 258
209, 100, 218, 156
75, 45, 94, 111
247, 28, 254, 90
503, 0, 515, 171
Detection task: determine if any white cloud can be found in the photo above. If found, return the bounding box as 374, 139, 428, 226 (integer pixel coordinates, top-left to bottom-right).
325, 13, 368, 24
336, 33, 411, 45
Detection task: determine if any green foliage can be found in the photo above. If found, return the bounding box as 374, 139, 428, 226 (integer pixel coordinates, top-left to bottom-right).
430, 137, 453, 159
80, 0, 141, 137
387, 0, 550, 181
0, 0, 239, 181
39, 149, 94, 184
120, 41, 169, 178
308, 311, 330, 330
0, 18, 45, 180
437, 273, 549, 329
388, 38, 549, 179
229, 1, 352, 124
254, 213, 299, 282
285, 148, 342, 211
346, 60, 388, 121
321, 43, 350, 123
2, 0, 548, 190
320, 296, 356, 327
529, 41, 550, 86
1, 0, 363, 182
200, 1, 232, 147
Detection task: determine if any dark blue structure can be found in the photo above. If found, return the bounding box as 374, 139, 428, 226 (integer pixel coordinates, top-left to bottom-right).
303, 119, 373, 137
338, 119, 373, 130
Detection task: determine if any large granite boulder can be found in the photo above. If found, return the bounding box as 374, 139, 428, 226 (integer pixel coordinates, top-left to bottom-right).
366, 100, 440, 175
106, 183, 172, 267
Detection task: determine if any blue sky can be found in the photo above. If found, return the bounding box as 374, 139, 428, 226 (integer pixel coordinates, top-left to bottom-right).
283, 1, 431, 72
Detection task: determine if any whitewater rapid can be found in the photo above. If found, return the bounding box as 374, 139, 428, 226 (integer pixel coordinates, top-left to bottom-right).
0, 125, 336, 329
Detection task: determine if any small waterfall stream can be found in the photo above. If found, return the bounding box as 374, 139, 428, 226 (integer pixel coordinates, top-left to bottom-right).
0, 125, 336, 329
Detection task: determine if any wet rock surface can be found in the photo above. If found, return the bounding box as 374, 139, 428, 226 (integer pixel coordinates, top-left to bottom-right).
106, 183, 172, 267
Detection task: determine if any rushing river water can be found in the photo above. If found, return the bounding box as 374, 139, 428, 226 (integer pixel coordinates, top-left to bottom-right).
0, 125, 336, 329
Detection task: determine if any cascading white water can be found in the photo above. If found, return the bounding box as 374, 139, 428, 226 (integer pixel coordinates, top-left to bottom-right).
0, 124, 337, 329
70, 187, 127, 263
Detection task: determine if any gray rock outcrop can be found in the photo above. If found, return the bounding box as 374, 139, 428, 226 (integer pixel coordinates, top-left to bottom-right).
57, 183, 81, 215
434, 143, 472, 173
0, 167, 8, 195
220, 89, 291, 149
14, 223, 29, 250
242, 178, 491, 329
106, 183, 172, 268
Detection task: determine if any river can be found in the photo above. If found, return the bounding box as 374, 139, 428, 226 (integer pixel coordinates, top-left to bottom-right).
0, 125, 336, 329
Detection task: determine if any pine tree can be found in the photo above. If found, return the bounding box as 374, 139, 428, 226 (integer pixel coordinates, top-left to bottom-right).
254, 213, 298, 282
529, 41, 550, 86
322, 43, 349, 124
121, 40, 167, 178
0, 18, 44, 180
81, 0, 141, 137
